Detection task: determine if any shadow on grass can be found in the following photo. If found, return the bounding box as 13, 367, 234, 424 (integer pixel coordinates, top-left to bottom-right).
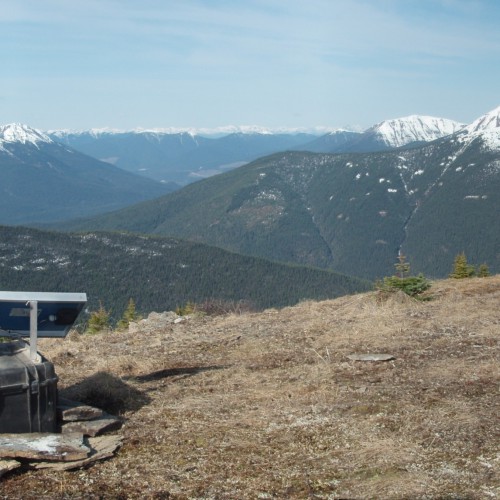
60, 371, 151, 416
128, 365, 227, 383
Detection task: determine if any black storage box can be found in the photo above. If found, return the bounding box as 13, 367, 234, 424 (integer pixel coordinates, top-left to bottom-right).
0, 340, 58, 433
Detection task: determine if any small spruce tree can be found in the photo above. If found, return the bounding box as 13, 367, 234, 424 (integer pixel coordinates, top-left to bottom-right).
175, 301, 196, 316
378, 254, 431, 298
394, 253, 411, 279
477, 263, 490, 278
449, 252, 475, 279
117, 298, 139, 330
86, 303, 111, 334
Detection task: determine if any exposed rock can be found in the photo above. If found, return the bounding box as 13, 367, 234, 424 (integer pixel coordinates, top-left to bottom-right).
61, 414, 122, 437
129, 310, 180, 333
0, 433, 89, 461
58, 397, 104, 422
347, 353, 396, 362
0, 459, 21, 477
31, 435, 122, 471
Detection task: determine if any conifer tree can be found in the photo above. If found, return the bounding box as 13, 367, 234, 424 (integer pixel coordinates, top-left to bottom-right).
477, 263, 490, 278
449, 252, 475, 279
86, 303, 111, 334
378, 254, 431, 297
117, 298, 139, 330
395, 253, 410, 279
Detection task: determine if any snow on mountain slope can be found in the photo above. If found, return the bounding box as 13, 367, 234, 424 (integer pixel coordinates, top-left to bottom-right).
0, 123, 53, 147
366, 115, 464, 148
464, 106, 500, 151
465, 106, 500, 133
458, 106, 500, 152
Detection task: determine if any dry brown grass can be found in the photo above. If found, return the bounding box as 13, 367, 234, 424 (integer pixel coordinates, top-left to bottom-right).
1, 276, 499, 499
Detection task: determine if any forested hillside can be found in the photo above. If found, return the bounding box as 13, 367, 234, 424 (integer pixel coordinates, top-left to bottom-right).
58, 132, 499, 279
0, 226, 370, 320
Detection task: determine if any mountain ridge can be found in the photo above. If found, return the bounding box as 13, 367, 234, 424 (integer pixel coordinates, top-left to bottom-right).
0, 126, 175, 224
56, 106, 500, 279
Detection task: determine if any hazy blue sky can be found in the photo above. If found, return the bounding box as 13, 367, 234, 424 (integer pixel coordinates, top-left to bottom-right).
2, 0, 499, 131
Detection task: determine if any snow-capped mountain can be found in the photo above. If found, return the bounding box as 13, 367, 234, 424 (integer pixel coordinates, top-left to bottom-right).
0, 123, 174, 224
298, 115, 465, 154
47, 115, 468, 184
61, 106, 500, 279
368, 115, 464, 148
459, 106, 500, 152
0, 123, 53, 150
464, 105, 500, 133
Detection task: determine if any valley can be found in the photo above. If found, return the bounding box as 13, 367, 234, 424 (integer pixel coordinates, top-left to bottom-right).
56, 107, 500, 280
1, 106, 498, 308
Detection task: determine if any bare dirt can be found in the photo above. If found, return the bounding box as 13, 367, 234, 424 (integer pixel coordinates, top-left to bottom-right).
1, 276, 499, 499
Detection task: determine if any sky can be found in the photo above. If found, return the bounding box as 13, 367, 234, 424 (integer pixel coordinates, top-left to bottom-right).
1, 0, 499, 132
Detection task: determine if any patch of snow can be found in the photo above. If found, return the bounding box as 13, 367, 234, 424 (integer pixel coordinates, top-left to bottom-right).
414, 170, 424, 176
355, 173, 361, 180
388, 188, 398, 193
379, 178, 385, 183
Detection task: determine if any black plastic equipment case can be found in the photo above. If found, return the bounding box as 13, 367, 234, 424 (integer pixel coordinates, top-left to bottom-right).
0, 340, 58, 433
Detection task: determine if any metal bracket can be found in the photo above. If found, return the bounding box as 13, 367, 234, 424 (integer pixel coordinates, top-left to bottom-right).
29, 300, 41, 363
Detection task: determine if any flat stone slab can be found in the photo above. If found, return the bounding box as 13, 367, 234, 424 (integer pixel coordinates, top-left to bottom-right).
347, 353, 396, 362
0, 459, 22, 478
58, 398, 104, 422
0, 433, 90, 461
31, 434, 122, 471
61, 414, 122, 437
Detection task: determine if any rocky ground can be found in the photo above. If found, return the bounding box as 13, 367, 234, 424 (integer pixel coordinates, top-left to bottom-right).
1, 276, 499, 499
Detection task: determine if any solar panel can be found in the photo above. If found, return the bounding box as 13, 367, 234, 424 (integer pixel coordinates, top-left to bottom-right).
0, 291, 87, 338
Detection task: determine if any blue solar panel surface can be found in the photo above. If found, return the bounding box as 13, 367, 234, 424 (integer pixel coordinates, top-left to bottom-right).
0, 292, 87, 338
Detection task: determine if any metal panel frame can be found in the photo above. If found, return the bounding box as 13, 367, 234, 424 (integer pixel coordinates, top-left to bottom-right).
0, 292, 87, 361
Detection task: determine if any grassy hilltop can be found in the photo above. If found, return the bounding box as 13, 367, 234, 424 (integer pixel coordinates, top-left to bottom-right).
2, 275, 498, 498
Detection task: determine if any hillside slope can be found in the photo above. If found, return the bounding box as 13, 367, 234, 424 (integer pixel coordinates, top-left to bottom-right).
0, 225, 370, 317
0, 124, 174, 224
60, 129, 500, 279
3, 275, 499, 498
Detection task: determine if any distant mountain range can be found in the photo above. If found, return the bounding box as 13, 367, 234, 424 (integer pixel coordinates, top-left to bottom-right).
48, 115, 463, 185
0, 225, 370, 317
0, 124, 175, 224
48, 129, 318, 185
58, 106, 500, 279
